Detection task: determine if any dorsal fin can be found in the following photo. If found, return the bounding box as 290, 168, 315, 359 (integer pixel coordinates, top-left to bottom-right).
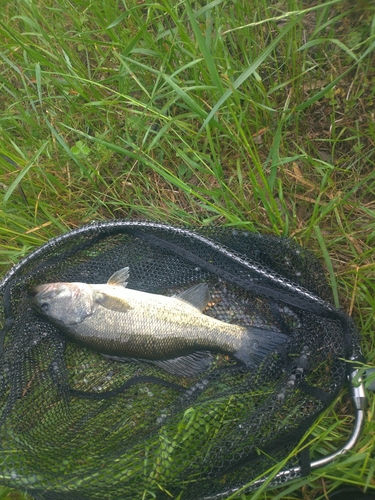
107, 267, 129, 287
175, 283, 210, 312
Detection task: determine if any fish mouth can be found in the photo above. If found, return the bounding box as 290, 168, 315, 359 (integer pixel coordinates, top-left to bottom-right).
29, 284, 65, 310
29, 283, 65, 318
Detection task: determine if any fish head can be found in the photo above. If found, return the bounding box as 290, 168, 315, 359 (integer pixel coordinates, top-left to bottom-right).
30, 282, 95, 326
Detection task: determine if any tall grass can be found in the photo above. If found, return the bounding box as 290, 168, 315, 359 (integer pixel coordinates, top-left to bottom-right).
1, 0, 375, 498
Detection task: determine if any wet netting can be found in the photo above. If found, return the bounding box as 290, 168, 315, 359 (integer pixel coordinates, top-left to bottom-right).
0, 221, 361, 499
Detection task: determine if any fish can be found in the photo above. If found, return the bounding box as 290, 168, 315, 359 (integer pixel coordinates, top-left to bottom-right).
30, 268, 287, 377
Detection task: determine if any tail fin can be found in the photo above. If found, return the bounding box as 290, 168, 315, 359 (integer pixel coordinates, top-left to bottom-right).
234, 327, 287, 369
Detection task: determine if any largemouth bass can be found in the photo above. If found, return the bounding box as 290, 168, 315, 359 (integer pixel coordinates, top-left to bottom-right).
31, 268, 287, 376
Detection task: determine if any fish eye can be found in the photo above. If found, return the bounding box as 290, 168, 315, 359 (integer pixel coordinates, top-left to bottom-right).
40, 302, 49, 312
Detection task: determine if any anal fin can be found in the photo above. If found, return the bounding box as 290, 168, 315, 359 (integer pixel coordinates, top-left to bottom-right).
102, 351, 213, 377
151, 352, 213, 377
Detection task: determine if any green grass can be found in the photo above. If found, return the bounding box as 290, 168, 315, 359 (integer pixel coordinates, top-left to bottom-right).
1, 0, 375, 498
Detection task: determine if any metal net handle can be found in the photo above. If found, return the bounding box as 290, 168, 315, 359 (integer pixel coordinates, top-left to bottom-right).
201, 366, 367, 500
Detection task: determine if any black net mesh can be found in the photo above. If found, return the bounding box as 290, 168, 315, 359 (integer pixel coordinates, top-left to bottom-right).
0, 221, 361, 499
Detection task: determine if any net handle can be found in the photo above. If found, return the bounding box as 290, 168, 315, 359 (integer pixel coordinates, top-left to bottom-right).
310, 367, 366, 469
201, 367, 367, 499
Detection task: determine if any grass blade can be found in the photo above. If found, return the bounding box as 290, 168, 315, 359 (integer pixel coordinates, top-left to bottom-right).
200, 18, 299, 131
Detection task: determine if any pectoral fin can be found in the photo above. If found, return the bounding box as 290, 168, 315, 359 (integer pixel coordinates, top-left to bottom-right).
94, 291, 132, 312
